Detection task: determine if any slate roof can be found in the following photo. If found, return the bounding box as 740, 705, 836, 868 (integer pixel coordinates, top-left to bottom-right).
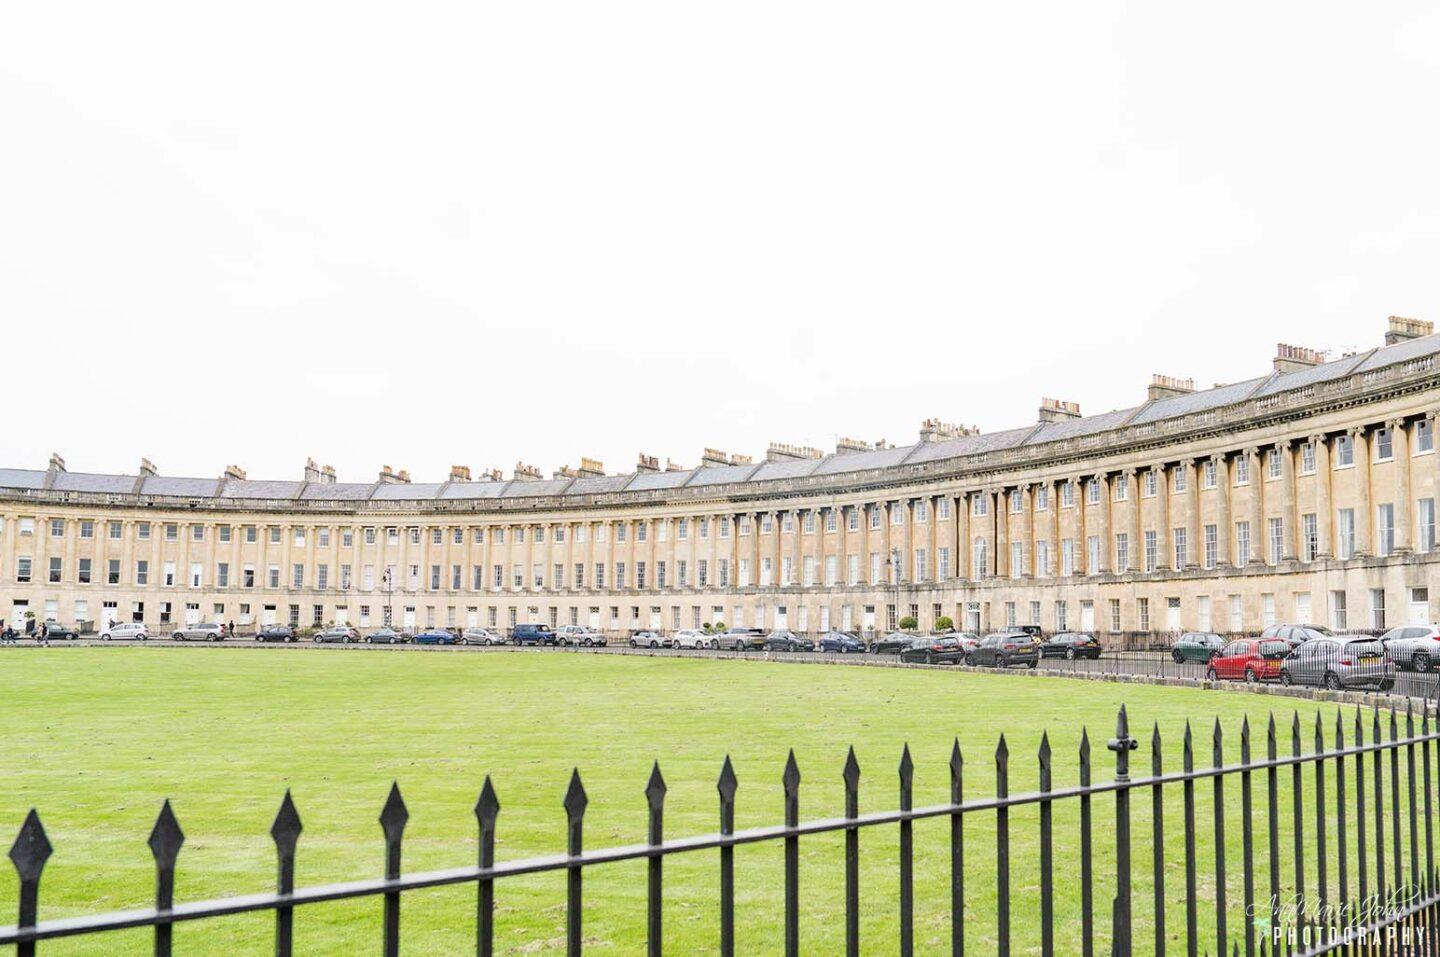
6, 332, 1436, 502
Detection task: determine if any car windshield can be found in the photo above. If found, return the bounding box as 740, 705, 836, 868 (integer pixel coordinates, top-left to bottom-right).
1259, 640, 1290, 658
1345, 639, 1384, 656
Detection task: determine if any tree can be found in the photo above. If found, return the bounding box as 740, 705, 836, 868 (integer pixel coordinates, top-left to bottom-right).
711, 620, 726, 633
934, 615, 954, 632
898, 615, 918, 630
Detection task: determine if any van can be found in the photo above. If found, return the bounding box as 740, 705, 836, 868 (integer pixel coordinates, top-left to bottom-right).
511, 623, 558, 646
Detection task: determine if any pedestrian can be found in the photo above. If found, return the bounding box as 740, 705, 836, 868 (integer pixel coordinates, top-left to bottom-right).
229, 619, 236, 639
38, 621, 49, 646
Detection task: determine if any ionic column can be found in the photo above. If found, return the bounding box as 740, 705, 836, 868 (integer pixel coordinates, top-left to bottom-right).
1313, 435, 1332, 559
1073, 478, 1087, 575
1390, 418, 1412, 554
1213, 454, 1230, 568
956, 495, 970, 582
993, 489, 1007, 578
927, 497, 939, 582
1247, 447, 1264, 565
1280, 440, 1297, 561
1185, 459, 1201, 569
1155, 465, 1169, 572
1352, 426, 1372, 557
1049, 480, 1061, 576
1125, 468, 1141, 572
1019, 484, 1034, 577
1095, 473, 1111, 574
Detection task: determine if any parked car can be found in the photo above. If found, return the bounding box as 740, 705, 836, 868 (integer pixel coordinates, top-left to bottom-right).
1378, 624, 1440, 672
365, 627, 408, 644
99, 622, 149, 641
461, 627, 504, 646
172, 622, 226, 641
869, 632, 917, 654
256, 625, 297, 643
763, 630, 812, 652
511, 623, 558, 646
1280, 636, 1394, 691
556, 625, 606, 647
818, 631, 866, 653
1040, 632, 1102, 660
414, 629, 457, 645
1172, 632, 1225, 663
899, 635, 967, 665
39, 622, 81, 640
1206, 638, 1290, 683
939, 632, 982, 654
715, 628, 767, 651
966, 633, 1040, 669
313, 627, 358, 644
671, 629, 716, 650
1259, 624, 1334, 648
629, 630, 668, 649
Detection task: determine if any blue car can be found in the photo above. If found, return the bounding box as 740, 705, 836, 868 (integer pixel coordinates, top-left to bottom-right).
511, 623, 558, 646
413, 629, 457, 645
818, 631, 866, 653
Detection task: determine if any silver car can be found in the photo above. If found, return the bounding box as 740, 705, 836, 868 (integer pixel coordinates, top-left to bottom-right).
555, 625, 606, 647
462, 627, 504, 645
100, 622, 149, 641
1378, 624, 1440, 672
1280, 635, 1395, 691
172, 622, 226, 641
671, 629, 717, 650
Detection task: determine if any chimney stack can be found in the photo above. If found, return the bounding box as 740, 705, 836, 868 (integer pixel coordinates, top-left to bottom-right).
449, 465, 471, 483
1385, 316, 1433, 345
919, 419, 978, 442
1037, 398, 1082, 423
665, 458, 687, 472
378, 465, 407, 484
1273, 343, 1326, 375
319, 465, 336, 484
47, 452, 66, 473
139, 458, 158, 477
636, 453, 660, 474
303, 458, 321, 482
223, 464, 247, 481
578, 457, 605, 478
766, 442, 824, 462
513, 462, 541, 481
479, 467, 503, 482
700, 448, 730, 467
1148, 374, 1196, 401
835, 437, 872, 455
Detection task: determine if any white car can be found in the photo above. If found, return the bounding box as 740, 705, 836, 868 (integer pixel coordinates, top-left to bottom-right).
100, 622, 150, 641
670, 629, 718, 650
555, 625, 607, 647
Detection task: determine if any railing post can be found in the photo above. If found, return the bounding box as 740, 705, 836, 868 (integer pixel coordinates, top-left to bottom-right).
1151, 723, 1165, 957
645, 762, 666, 957
950, 739, 964, 957
717, 756, 737, 957
1039, 732, 1054, 957
898, 743, 914, 957
270, 790, 302, 957
1313, 714, 1328, 924
1265, 714, 1279, 938
1081, 729, 1094, 957
782, 750, 800, 957
1406, 703, 1420, 897
1240, 716, 1255, 957
379, 783, 408, 957
148, 799, 184, 957
1108, 706, 1137, 957
563, 769, 588, 957
1211, 720, 1227, 957
1289, 713, 1304, 920
996, 734, 1010, 957
475, 776, 500, 957
842, 746, 860, 957
8, 809, 52, 957
1182, 723, 1197, 957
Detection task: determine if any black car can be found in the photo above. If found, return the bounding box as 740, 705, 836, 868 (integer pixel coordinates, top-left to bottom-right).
966, 632, 1040, 669
1040, 632, 1102, 660
763, 630, 812, 652
870, 632, 916, 654
899, 636, 967, 664
38, 623, 80, 640
256, 625, 297, 643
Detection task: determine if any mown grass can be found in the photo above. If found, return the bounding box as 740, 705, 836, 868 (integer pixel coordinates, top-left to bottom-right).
0, 647, 1425, 955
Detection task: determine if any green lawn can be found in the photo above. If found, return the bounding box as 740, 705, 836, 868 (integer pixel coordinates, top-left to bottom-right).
0, 648, 1416, 955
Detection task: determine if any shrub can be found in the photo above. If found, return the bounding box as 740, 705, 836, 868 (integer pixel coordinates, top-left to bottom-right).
711, 621, 726, 633
898, 616, 918, 631
934, 616, 954, 632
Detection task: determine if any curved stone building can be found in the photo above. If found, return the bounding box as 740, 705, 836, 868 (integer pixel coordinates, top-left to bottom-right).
4, 317, 1438, 643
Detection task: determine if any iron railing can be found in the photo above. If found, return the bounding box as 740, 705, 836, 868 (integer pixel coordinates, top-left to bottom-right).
6, 701, 1440, 955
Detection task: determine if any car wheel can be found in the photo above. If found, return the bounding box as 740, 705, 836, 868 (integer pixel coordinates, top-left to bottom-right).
1280, 671, 1293, 686
963, 654, 974, 666
582, 637, 592, 647
1415, 653, 1431, 673
557, 638, 568, 647
629, 639, 638, 648
1172, 651, 1183, 664
709, 639, 720, 650
1206, 666, 1218, 682
1027, 660, 1038, 670
1244, 669, 1258, 684
172, 632, 183, 640
1065, 648, 1076, 660
1324, 672, 1343, 691
649, 640, 659, 649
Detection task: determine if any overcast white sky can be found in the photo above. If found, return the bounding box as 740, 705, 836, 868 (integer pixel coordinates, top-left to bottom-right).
4, 3, 1439, 483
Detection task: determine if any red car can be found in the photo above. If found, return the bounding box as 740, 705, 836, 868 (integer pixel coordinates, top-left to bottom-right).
1206, 638, 1292, 683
